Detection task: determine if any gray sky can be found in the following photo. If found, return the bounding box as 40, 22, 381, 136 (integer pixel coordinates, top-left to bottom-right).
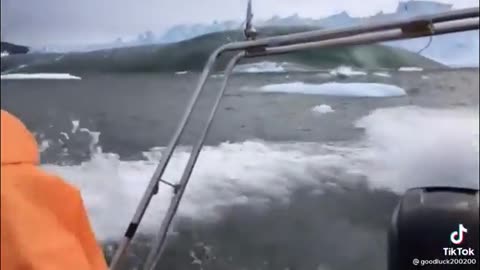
1, 0, 477, 47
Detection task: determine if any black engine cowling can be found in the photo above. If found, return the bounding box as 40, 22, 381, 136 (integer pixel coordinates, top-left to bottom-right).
388, 187, 479, 270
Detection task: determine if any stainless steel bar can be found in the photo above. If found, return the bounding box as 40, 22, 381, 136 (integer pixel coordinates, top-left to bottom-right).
428, 6, 479, 22
214, 7, 479, 52
109, 50, 224, 270
246, 18, 479, 57
143, 52, 245, 270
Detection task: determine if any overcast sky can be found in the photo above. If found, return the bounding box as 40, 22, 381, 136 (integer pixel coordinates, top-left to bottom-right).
1, 0, 478, 47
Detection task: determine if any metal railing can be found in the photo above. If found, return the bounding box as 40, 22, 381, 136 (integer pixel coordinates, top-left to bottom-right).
109, 7, 479, 270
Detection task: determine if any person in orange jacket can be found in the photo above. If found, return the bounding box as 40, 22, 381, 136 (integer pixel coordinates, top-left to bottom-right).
1, 110, 108, 270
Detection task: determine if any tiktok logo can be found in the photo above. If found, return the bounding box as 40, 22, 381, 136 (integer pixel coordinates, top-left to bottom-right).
450, 224, 468, 245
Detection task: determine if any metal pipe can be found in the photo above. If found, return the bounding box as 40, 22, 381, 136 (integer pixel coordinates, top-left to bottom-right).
109, 49, 224, 270
214, 7, 478, 52
428, 7, 479, 22
142, 52, 245, 270
246, 18, 479, 57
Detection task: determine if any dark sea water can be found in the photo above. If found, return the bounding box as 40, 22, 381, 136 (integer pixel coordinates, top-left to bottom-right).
1, 69, 478, 269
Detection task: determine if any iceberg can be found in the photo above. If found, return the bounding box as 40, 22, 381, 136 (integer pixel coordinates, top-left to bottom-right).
259, 82, 407, 97
1, 73, 81, 80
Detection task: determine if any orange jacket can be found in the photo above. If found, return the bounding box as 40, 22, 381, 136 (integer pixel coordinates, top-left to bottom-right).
1, 110, 108, 270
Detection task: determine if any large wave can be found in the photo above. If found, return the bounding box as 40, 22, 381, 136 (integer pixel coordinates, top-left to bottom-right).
39, 106, 479, 242
20, 103, 475, 269
1, 26, 443, 74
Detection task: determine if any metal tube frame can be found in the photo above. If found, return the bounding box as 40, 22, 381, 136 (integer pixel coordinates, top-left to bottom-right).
109, 7, 479, 270
143, 52, 245, 270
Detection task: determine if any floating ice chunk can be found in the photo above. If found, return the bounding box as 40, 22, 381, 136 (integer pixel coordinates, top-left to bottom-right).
234, 61, 286, 73
259, 82, 406, 97
398, 67, 424, 72
373, 72, 391, 78
1, 73, 81, 80
312, 104, 335, 114
330, 66, 366, 77
72, 120, 80, 133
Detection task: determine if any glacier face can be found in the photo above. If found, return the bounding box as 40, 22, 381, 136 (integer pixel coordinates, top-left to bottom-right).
154, 1, 478, 67
31, 1, 479, 67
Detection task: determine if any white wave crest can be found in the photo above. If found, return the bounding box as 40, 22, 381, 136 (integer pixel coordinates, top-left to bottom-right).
40, 106, 478, 241
356, 106, 479, 192
43, 140, 365, 241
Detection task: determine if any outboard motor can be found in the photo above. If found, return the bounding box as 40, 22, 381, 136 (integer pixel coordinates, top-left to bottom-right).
388, 187, 479, 270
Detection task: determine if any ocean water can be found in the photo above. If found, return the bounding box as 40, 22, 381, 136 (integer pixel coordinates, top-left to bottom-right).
1, 69, 479, 269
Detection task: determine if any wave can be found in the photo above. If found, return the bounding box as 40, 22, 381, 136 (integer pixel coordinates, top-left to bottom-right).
39, 106, 479, 242
355, 106, 479, 191
1, 26, 444, 74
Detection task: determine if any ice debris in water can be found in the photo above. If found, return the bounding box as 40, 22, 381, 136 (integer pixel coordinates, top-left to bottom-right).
210, 74, 224, 78
1, 73, 81, 80
60, 132, 70, 140
259, 82, 406, 97
398, 67, 423, 72
330, 66, 366, 78
39, 140, 51, 153
79, 128, 102, 154
72, 120, 80, 133
312, 104, 335, 114
233, 61, 286, 73
373, 72, 391, 78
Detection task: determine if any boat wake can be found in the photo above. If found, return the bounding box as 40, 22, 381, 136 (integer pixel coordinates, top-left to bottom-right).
38, 106, 479, 243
